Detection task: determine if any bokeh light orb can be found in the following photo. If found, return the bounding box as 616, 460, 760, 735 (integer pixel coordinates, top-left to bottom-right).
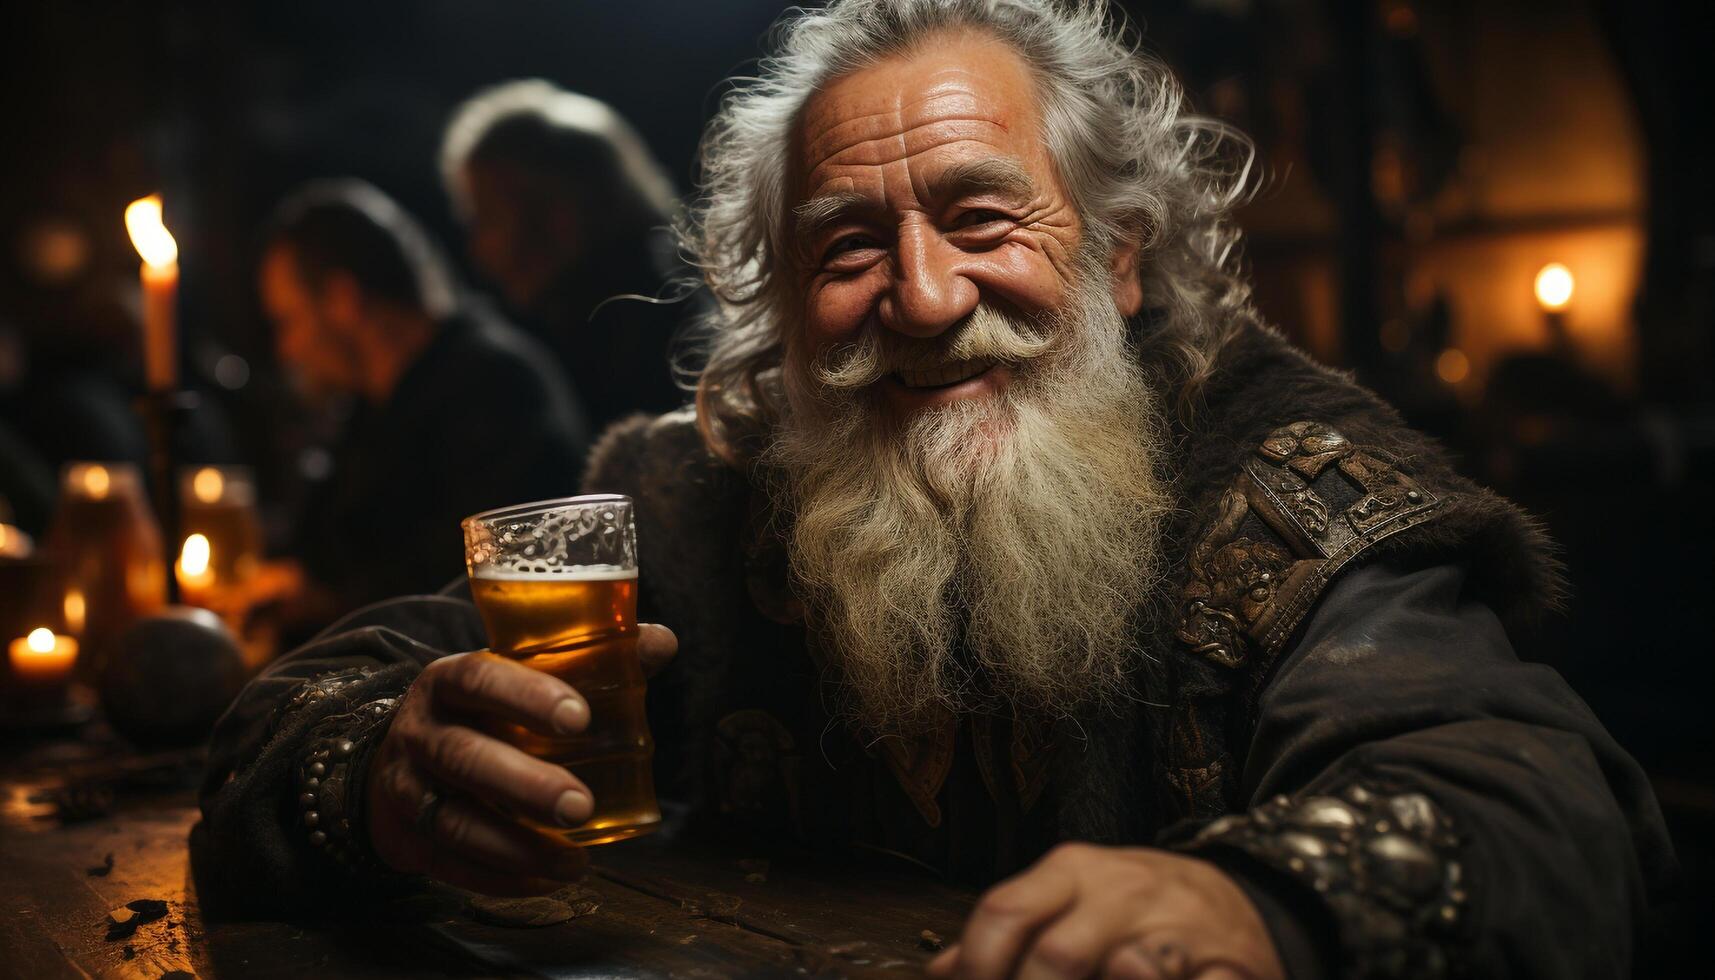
1435, 348, 1471, 385
1534, 263, 1574, 312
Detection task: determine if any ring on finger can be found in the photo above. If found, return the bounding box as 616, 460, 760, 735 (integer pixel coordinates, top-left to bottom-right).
414, 788, 447, 835
1145, 940, 1192, 980
1114, 938, 1193, 980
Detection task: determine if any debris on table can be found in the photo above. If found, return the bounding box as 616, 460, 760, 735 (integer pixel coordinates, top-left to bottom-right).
105, 898, 169, 940
466, 885, 600, 927
683, 891, 744, 921
87, 852, 115, 876
36, 783, 116, 823
919, 928, 947, 952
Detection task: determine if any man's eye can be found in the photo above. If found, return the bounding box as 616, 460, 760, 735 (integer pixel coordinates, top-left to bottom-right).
823, 235, 879, 262
955, 209, 1011, 229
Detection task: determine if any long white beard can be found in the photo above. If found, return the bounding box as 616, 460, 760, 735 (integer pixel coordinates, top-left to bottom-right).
765, 271, 1171, 737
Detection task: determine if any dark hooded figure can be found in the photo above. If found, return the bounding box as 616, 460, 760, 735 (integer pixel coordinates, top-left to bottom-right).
440, 80, 692, 433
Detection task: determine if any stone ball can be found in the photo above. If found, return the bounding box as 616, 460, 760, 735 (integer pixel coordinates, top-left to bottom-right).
101, 606, 246, 746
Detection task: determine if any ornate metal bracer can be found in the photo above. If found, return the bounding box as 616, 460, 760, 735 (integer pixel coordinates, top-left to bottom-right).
281, 667, 401, 874
1181, 781, 1467, 979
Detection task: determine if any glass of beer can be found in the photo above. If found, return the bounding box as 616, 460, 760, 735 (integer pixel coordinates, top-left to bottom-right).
461, 494, 658, 845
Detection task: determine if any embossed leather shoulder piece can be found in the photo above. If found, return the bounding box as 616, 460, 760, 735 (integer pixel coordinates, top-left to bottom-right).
1175, 421, 1442, 672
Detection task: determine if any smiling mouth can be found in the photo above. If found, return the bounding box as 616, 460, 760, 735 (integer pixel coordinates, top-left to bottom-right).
892, 358, 999, 389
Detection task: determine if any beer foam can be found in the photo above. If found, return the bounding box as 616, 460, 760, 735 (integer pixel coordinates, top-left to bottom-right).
471, 564, 637, 581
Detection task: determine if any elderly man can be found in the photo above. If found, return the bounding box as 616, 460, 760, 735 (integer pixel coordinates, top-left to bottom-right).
202, 2, 1672, 977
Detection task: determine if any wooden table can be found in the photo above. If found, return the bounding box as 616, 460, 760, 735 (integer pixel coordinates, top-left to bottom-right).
1, 742, 976, 978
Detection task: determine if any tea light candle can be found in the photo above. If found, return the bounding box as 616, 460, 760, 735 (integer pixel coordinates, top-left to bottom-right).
177, 532, 216, 602
9, 627, 78, 685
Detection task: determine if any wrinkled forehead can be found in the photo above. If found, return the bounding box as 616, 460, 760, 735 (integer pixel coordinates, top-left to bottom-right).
791, 31, 1055, 197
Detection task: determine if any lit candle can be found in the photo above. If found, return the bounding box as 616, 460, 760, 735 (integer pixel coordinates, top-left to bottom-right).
178, 466, 263, 621
124, 195, 180, 392
0, 523, 32, 559
9, 627, 78, 686
1535, 263, 1574, 313
1534, 262, 1575, 352
177, 532, 216, 603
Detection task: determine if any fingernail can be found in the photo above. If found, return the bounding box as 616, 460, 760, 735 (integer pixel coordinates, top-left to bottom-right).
551, 697, 588, 734
555, 789, 591, 827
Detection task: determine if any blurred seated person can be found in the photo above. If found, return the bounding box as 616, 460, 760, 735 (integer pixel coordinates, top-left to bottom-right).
440, 80, 692, 432
248, 179, 590, 634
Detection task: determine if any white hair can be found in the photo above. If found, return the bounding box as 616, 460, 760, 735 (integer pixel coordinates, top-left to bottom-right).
686, 0, 1259, 463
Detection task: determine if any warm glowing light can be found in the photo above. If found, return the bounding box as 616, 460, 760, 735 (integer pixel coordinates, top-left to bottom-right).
1534, 263, 1574, 312
179, 533, 212, 578
83, 464, 111, 499
193, 467, 225, 503
0, 523, 27, 558
125, 195, 179, 267
63, 589, 86, 634
10, 626, 78, 683
1435, 348, 1471, 385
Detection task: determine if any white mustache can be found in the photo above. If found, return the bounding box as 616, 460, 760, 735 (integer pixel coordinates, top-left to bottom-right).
812, 306, 1056, 390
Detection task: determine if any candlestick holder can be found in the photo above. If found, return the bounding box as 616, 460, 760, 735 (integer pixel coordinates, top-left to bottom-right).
136, 390, 199, 606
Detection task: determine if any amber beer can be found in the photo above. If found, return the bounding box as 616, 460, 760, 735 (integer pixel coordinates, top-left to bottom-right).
463, 496, 658, 844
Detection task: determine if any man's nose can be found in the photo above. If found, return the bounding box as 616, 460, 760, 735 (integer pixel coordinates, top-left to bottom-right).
880, 222, 978, 339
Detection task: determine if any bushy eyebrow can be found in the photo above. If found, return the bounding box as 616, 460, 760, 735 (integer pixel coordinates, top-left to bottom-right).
793, 191, 872, 245
924, 156, 1035, 205
791, 156, 1038, 248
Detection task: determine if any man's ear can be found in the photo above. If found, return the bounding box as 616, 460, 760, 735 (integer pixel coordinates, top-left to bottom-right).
319, 271, 365, 330
1108, 239, 1144, 317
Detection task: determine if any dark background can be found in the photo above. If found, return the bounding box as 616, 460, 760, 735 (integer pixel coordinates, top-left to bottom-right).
1, 0, 1709, 968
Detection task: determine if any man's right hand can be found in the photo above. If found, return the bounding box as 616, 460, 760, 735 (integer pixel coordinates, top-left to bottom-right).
363, 623, 677, 895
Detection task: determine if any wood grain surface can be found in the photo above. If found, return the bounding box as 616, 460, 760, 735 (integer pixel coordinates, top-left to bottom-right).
0, 744, 974, 979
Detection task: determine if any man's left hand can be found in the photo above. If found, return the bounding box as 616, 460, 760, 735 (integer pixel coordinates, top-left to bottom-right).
926, 843, 1286, 980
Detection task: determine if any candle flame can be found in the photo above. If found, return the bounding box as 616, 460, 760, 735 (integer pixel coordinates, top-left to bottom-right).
1534, 263, 1574, 312
193, 467, 225, 503
26, 628, 55, 653
125, 194, 179, 268
179, 533, 212, 577
83, 464, 111, 498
